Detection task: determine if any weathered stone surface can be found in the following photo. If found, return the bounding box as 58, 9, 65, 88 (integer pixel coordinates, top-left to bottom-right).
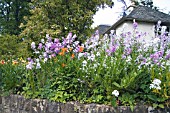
0, 95, 170, 113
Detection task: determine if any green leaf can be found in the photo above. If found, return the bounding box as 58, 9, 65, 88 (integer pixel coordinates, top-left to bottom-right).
158, 104, 164, 109
147, 95, 157, 102
153, 103, 158, 108
111, 98, 117, 107
113, 82, 121, 88
130, 105, 134, 112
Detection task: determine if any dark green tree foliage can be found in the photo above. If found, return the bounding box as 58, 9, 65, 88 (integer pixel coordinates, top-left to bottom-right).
0, 0, 30, 35
132, 0, 159, 10
20, 0, 114, 42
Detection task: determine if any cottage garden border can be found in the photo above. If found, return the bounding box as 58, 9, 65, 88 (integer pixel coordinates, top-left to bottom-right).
0, 21, 170, 113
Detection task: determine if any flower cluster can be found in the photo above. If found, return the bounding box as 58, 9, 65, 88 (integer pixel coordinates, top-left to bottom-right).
0, 58, 26, 65
26, 33, 83, 70
150, 78, 161, 90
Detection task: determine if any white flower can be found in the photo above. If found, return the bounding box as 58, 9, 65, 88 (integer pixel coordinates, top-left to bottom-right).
166, 60, 170, 66
112, 90, 119, 97
41, 39, 45, 43
96, 52, 100, 56
110, 30, 115, 34
156, 86, 161, 90
36, 62, 41, 69
31, 42, 36, 49
26, 62, 34, 70
34, 50, 40, 54
153, 37, 160, 44
93, 63, 98, 68
46, 34, 49, 38
78, 53, 84, 59
36, 58, 40, 62
149, 84, 155, 89
44, 58, 48, 62
82, 60, 87, 67
88, 54, 95, 61
126, 56, 132, 62
150, 78, 161, 90
152, 78, 161, 86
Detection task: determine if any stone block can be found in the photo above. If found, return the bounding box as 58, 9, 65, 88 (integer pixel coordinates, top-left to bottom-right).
60, 103, 75, 113
10, 95, 18, 110
47, 101, 60, 113
23, 98, 31, 112
18, 95, 24, 110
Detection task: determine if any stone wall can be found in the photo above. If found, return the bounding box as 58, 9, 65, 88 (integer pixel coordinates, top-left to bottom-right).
0, 95, 169, 113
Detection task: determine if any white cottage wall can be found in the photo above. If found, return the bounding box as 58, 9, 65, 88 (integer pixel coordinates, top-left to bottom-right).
115, 21, 155, 41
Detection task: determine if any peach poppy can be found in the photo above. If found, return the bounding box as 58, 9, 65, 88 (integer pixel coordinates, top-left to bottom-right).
12, 60, 18, 65
0, 60, 5, 64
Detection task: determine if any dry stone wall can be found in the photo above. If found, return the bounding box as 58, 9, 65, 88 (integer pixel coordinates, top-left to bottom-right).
0, 95, 170, 113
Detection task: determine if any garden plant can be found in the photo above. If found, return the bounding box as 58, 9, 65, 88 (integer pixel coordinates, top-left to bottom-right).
0, 21, 170, 111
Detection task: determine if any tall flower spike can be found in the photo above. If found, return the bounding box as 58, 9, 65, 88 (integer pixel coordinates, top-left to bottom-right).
133, 19, 138, 29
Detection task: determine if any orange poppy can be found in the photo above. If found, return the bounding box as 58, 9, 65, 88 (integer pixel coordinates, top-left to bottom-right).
71, 53, 75, 59
61, 48, 68, 52
62, 63, 66, 67
79, 46, 84, 53
59, 48, 68, 56
59, 51, 65, 56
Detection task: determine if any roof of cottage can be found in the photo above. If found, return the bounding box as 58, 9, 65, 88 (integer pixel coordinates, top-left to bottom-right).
104, 5, 170, 34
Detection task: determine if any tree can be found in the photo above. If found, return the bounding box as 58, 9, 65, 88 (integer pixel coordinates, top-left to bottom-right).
0, 0, 30, 35
20, 0, 114, 42
0, 34, 29, 59
130, 0, 158, 10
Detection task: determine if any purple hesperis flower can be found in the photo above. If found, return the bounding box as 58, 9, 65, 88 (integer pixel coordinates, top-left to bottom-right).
38, 43, 43, 50
51, 53, 56, 58
26, 60, 34, 70
133, 19, 138, 29
150, 53, 159, 60
106, 45, 117, 56
50, 43, 57, 50
27, 57, 32, 62
158, 50, 164, 58
165, 53, 170, 60
124, 48, 132, 55
122, 54, 126, 59
54, 48, 60, 53
54, 38, 59, 43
